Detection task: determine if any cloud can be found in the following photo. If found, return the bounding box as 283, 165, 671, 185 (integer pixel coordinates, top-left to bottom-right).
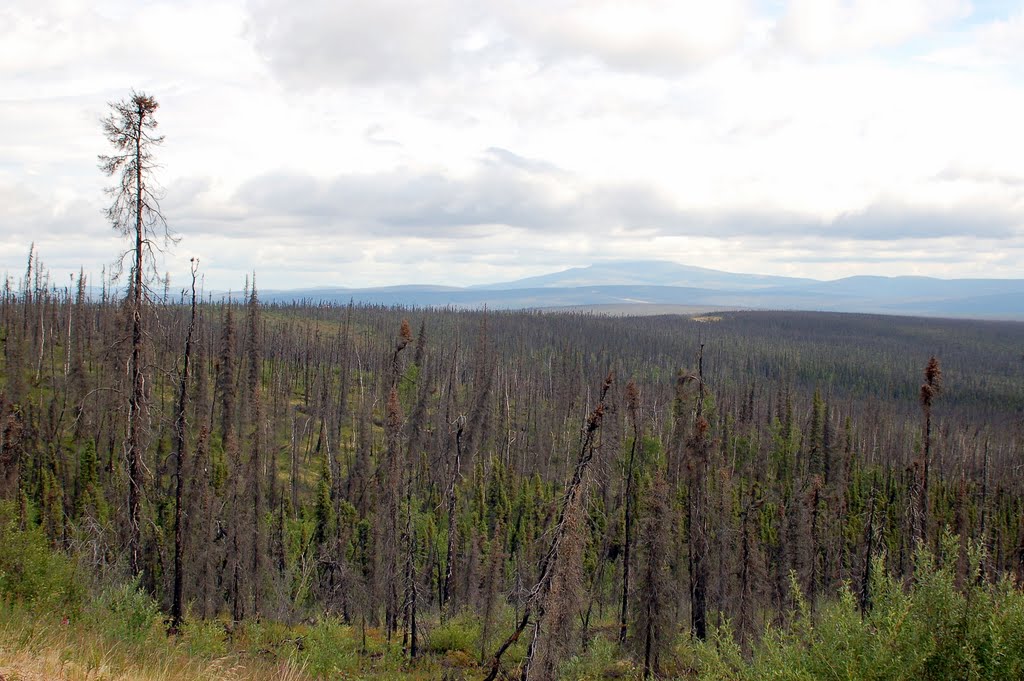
0, 182, 108, 238
229, 149, 572, 236
598, 195, 1023, 242
975, 10, 1024, 61
245, 0, 756, 88
245, 0, 485, 86
504, 0, 753, 73
774, 0, 970, 57
828, 200, 1022, 240
194, 149, 1024, 246
935, 165, 1024, 188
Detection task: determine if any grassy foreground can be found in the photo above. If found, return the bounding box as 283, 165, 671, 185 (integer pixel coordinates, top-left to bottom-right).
2, 501, 1023, 680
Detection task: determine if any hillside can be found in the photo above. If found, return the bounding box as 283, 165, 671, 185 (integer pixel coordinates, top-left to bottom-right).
256, 260, 1024, 320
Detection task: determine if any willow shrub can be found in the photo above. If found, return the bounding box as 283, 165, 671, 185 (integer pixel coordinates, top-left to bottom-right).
0, 500, 82, 611
691, 535, 1024, 681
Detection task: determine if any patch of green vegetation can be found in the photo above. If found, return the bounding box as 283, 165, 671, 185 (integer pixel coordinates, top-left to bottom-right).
0, 500, 82, 611
686, 537, 1024, 681
93, 578, 163, 644
427, 612, 481, 657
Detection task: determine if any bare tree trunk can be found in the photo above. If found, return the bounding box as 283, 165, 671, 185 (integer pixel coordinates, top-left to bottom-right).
620, 380, 640, 644
914, 357, 942, 550
171, 260, 199, 628
441, 353, 462, 620
859, 486, 876, 613
127, 109, 145, 576
688, 344, 710, 640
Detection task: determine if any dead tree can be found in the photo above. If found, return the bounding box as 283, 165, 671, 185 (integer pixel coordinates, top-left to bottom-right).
619, 379, 641, 644
99, 90, 175, 575
913, 356, 942, 547
484, 373, 613, 681
685, 344, 710, 640
171, 258, 199, 629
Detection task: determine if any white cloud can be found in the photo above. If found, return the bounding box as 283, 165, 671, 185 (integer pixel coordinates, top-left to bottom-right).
246, 0, 758, 88
505, 0, 754, 72
975, 9, 1024, 60
245, 0, 483, 86
774, 0, 970, 57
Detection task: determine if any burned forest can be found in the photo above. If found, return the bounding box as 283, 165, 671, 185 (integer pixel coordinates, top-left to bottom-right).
2, 258, 1023, 678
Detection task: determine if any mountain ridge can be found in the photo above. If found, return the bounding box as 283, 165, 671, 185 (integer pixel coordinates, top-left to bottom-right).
249, 260, 1024, 320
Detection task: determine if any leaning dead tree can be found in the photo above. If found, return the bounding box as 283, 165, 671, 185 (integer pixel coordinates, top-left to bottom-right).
99, 90, 175, 575
484, 372, 614, 681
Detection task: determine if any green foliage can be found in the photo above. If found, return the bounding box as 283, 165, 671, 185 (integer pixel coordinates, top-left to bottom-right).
312, 454, 334, 545
560, 636, 641, 680
485, 457, 511, 534
74, 439, 107, 522
297, 617, 354, 677
93, 577, 163, 644
688, 540, 1024, 681
0, 500, 81, 610
293, 617, 417, 679
181, 616, 229, 657
209, 436, 228, 493
427, 612, 481, 655
243, 618, 295, 657
39, 464, 64, 543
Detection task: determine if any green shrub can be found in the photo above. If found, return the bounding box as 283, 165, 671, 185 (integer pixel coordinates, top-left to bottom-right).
687, 539, 1024, 681
93, 578, 162, 644
243, 618, 295, 655
0, 500, 81, 610
295, 617, 361, 678
560, 636, 640, 680
427, 612, 481, 656
181, 616, 229, 657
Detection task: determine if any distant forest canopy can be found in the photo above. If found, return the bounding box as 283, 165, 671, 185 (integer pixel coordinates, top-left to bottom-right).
1, 245, 1023, 677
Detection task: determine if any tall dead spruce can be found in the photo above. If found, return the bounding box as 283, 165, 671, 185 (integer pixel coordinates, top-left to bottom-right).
98, 91, 175, 575
171, 258, 199, 629
484, 372, 614, 681
619, 379, 641, 644
686, 344, 710, 640
913, 356, 942, 548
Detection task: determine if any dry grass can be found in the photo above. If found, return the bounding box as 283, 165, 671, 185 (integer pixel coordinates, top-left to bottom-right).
0, 611, 308, 681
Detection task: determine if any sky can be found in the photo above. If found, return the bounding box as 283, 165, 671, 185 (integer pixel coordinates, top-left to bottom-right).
2, 0, 1024, 291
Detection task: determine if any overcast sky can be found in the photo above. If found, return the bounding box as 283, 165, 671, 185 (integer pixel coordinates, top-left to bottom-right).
3, 0, 1024, 291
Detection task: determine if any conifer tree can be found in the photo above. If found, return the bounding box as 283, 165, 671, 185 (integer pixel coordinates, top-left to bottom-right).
171, 259, 199, 628
913, 356, 942, 547
685, 344, 711, 640
636, 472, 673, 678
99, 90, 173, 575
619, 379, 641, 644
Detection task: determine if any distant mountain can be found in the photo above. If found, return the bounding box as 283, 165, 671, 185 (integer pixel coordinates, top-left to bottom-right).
257, 261, 1024, 320
474, 260, 816, 291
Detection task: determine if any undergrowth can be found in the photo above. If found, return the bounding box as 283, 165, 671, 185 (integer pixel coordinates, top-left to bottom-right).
2, 502, 1022, 680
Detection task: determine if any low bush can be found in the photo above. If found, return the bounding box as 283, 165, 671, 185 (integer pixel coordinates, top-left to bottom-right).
426, 612, 481, 656
181, 616, 229, 657
0, 500, 82, 610
92, 577, 163, 645
689, 537, 1024, 681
